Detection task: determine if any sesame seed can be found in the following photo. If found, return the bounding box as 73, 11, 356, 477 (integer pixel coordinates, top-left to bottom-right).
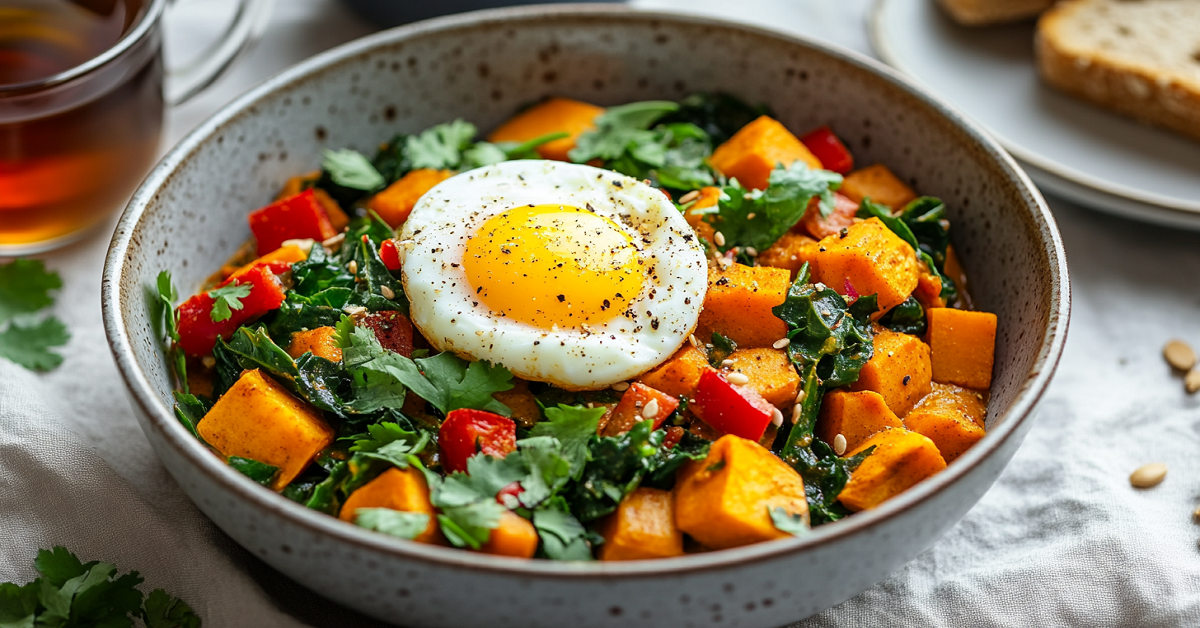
795, 390, 807, 403
201, 356, 216, 369
771, 408, 783, 427
642, 399, 660, 419
772, 338, 790, 349
347, 260, 358, 274
727, 372, 750, 385
745, 246, 758, 257
679, 190, 700, 204
714, 231, 726, 247
721, 359, 736, 367
833, 434, 847, 456
791, 404, 803, 423
612, 381, 630, 391
321, 232, 346, 248
746, 212, 756, 220
380, 285, 396, 300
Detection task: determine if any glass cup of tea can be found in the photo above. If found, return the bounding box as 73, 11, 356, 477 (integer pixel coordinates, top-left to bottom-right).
0, 0, 272, 255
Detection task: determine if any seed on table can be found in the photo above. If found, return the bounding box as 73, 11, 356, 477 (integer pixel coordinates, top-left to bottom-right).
1163, 339, 1197, 371
833, 433, 847, 456
1129, 463, 1168, 488
1192, 504, 1200, 521
726, 372, 750, 385
1186, 369, 1200, 394
642, 399, 659, 419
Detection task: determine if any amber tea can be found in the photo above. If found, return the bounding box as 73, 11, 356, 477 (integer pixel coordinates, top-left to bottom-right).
0, 0, 162, 253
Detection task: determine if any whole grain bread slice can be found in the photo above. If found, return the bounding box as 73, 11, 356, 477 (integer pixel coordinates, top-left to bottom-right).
1036, 0, 1200, 141
936, 0, 1055, 26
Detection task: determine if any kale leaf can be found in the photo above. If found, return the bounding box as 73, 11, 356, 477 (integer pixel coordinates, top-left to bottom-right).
879, 295, 927, 336
657, 92, 772, 147
172, 392, 208, 438
565, 419, 665, 522
228, 456, 279, 486
709, 164, 842, 254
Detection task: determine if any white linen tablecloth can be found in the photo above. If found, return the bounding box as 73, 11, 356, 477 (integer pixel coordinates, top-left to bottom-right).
3, 1, 1199, 625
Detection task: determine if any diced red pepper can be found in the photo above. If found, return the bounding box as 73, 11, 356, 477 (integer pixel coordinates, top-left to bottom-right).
248, 189, 338, 255
439, 408, 517, 474
360, 310, 414, 357
379, 238, 402, 271
496, 481, 523, 506
691, 370, 776, 442
176, 264, 287, 356
800, 125, 854, 175
663, 426, 685, 450
795, 191, 858, 240
600, 382, 680, 437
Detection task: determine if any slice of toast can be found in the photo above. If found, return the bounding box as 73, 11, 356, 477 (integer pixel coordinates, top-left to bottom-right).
1036, 0, 1200, 141
936, 0, 1055, 26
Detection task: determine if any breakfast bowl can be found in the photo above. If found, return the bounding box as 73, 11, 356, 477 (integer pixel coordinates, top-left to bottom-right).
101, 5, 1069, 627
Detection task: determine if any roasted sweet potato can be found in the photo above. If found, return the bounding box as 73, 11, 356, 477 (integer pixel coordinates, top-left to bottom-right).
757, 231, 820, 280
338, 467, 442, 544
492, 378, 542, 428
927, 308, 997, 390
694, 263, 790, 348
904, 383, 987, 463
683, 186, 722, 248
849, 328, 933, 417
598, 487, 683, 561
487, 97, 605, 161
674, 435, 809, 549
722, 347, 800, 408
913, 260, 946, 310
287, 326, 343, 362
815, 390, 903, 452
365, 168, 454, 228
480, 510, 539, 558
636, 345, 711, 399
198, 369, 334, 490
837, 427, 946, 511
795, 192, 860, 240
810, 217, 919, 314
709, 116, 822, 191
839, 164, 917, 211
227, 244, 308, 281
601, 382, 679, 437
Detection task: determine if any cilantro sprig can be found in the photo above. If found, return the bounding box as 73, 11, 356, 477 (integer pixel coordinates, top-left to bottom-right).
708, 163, 843, 254
0, 258, 70, 372
152, 272, 188, 393
0, 546, 201, 628
206, 282, 252, 323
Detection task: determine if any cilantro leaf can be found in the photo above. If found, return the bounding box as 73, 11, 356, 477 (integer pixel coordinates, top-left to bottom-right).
0, 582, 37, 627
511, 436, 572, 508
533, 500, 593, 561
0, 259, 62, 324
567, 101, 678, 164
321, 148, 385, 191
353, 508, 431, 540
33, 548, 87, 587
710, 163, 842, 254
530, 405, 605, 479
152, 271, 188, 393
658, 92, 772, 146
350, 422, 429, 468
206, 282, 252, 323
769, 506, 810, 536
228, 456, 279, 486
0, 316, 69, 372
409, 352, 514, 416
405, 119, 477, 170
141, 589, 201, 628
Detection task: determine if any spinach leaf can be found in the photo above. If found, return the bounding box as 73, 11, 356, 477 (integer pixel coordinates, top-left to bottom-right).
222, 326, 298, 377
879, 295, 927, 336
347, 232, 407, 314
264, 292, 350, 345
290, 244, 354, 297
709, 164, 842, 254
858, 198, 958, 304
657, 92, 772, 146
342, 211, 396, 262
642, 431, 712, 490
565, 420, 664, 522
228, 456, 279, 486
707, 331, 737, 368
172, 392, 208, 439
294, 353, 354, 418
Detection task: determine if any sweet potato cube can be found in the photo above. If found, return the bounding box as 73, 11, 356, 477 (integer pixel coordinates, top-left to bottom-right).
365, 168, 454, 228
637, 345, 711, 399
709, 116, 822, 191
927, 308, 997, 390
722, 347, 800, 408
338, 467, 442, 544
480, 510, 539, 558
598, 488, 684, 561
674, 435, 809, 550
904, 383, 987, 463
198, 369, 334, 490
849, 328, 932, 417
683, 186, 723, 248
601, 383, 680, 437
839, 164, 917, 211
837, 427, 945, 512
695, 263, 790, 348
287, 326, 343, 362
914, 261, 945, 310
492, 378, 542, 428
810, 217, 919, 314
487, 97, 605, 161
757, 231, 820, 280
816, 390, 903, 452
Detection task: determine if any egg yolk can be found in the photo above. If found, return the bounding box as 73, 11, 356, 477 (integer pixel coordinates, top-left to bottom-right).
462, 204, 645, 330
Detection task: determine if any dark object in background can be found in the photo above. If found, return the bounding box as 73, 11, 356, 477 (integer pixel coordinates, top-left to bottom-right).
340, 0, 622, 27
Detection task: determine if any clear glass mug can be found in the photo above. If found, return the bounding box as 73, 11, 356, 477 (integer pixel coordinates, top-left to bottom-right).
0, 0, 273, 255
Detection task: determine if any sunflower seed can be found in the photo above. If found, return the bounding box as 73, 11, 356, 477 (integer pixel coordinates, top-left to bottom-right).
833, 433, 847, 456
714, 231, 726, 247
771, 408, 783, 427
380, 285, 395, 300
726, 372, 750, 385
679, 190, 700, 204
772, 338, 790, 349
642, 399, 659, 419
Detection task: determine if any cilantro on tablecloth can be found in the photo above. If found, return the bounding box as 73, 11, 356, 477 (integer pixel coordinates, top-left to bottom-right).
0, 258, 70, 372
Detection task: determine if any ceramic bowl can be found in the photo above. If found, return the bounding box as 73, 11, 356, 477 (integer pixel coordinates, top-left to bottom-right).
102, 6, 1070, 627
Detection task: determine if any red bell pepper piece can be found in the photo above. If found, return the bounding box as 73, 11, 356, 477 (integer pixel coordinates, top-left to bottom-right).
795, 191, 858, 240
496, 481, 523, 507
663, 426, 685, 450
176, 264, 287, 356
600, 382, 680, 436
248, 189, 338, 255
800, 125, 854, 175
691, 370, 776, 442
439, 408, 517, 474
379, 238, 402, 271
360, 310, 414, 357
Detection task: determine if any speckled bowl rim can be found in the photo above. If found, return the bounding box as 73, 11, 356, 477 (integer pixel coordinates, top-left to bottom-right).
103, 4, 1070, 580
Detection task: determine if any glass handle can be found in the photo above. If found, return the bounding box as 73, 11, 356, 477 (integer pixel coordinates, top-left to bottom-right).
164, 0, 275, 106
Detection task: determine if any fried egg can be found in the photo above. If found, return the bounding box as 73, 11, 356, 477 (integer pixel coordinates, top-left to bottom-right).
399, 160, 708, 390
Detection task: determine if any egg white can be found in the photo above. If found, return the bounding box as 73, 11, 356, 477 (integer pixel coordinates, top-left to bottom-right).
398, 160, 708, 390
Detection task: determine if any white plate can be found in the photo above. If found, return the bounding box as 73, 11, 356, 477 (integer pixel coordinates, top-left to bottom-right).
870, 0, 1200, 229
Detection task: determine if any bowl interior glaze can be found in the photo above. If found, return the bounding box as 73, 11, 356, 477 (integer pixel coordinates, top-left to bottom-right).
104, 6, 1067, 626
